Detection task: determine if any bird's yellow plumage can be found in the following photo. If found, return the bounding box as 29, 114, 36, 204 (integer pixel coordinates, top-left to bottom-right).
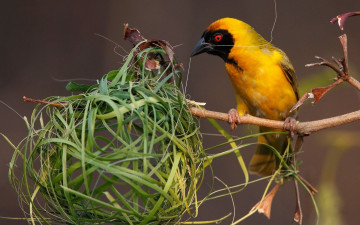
191, 18, 299, 176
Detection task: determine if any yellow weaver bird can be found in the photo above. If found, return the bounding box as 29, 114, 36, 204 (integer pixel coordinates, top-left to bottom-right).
191, 18, 299, 177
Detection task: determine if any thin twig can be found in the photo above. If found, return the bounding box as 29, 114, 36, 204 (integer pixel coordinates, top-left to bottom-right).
306, 56, 343, 76
339, 35, 349, 75
291, 34, 360, 111
23, 96, 67, 108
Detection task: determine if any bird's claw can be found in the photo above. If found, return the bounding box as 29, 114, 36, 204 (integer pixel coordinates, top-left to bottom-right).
283, 117, 297, 138
228, 108, 241, 130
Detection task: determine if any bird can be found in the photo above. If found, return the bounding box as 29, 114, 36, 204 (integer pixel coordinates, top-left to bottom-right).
190, 18, 299, 177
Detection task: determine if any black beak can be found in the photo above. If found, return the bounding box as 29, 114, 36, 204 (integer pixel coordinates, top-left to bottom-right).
190, 37, 212, 57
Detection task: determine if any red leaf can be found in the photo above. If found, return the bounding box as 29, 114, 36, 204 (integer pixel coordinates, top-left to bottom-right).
158, 40, 175, 64
311, 80, 342, 104
330, 11, 360, 30
250, 183, 282, 219
144, 59, 159, 70
123, 24, 146, 45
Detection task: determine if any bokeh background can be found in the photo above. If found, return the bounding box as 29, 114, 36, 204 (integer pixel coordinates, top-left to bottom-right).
2, 1, 360, 224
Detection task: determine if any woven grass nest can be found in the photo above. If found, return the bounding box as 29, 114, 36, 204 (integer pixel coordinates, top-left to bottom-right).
9, 34, 206, 224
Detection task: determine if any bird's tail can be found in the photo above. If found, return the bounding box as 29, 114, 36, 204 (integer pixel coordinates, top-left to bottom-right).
249, 127, 290, 176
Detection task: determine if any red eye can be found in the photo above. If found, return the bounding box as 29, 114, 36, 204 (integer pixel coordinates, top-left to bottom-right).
214, 34, 223, 42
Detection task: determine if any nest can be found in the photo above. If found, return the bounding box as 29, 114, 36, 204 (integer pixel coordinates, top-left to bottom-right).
9, 43, 205, 224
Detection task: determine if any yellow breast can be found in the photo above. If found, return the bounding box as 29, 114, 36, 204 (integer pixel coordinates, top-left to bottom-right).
225, 49, 297, 120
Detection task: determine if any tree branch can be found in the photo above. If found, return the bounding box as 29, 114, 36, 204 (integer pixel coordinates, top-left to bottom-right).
189, 107, 360, 136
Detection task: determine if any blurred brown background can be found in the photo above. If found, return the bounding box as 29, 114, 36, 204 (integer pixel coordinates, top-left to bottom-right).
2, 1, 360, 224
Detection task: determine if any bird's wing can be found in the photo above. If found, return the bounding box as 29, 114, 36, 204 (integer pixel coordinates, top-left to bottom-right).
278, 51, 299, 101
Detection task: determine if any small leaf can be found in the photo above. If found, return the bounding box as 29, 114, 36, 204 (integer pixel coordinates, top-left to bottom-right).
250, 183, 282, 219
311, 79, 342, 104
106, 70, 120, 81
111, 90, 132, 100
99, 76, 109, 95
66, 82, 91, 92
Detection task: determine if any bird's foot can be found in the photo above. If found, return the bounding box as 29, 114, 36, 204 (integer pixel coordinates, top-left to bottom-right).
228, 108, 241, 130
283, 117, 297, 138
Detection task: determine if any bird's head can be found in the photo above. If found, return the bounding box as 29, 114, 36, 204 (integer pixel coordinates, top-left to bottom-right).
190, 18, 257, 61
